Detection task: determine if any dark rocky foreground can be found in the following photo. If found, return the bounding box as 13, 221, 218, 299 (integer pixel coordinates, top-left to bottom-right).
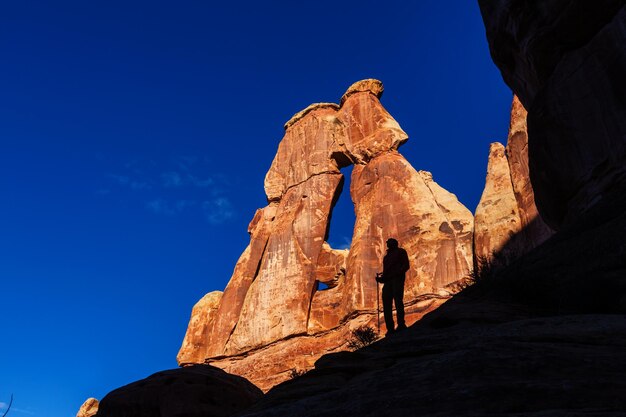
239, 183, 626, 416
96, 365, 262, 417
238, 297, 626, 416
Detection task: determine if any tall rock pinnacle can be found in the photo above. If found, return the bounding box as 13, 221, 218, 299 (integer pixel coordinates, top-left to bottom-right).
474, 96, 554, 266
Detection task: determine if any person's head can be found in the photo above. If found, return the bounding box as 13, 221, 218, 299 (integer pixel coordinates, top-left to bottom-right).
386, 238, 398, 250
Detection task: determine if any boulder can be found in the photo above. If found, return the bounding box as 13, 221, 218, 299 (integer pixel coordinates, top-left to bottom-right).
96, 365, 262, 417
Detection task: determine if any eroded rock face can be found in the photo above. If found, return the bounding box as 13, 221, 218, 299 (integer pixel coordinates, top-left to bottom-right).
225, 173, 343, 355
474, 97, 554, 265
76, 398, 98, 417
96, 365, 262, 417
177, 291, 223, 365
342, 153, 473, 319
178, 79, 474, 390
474, 142, 523, 263
505, 96, 554, 249
478, 1, 626, 228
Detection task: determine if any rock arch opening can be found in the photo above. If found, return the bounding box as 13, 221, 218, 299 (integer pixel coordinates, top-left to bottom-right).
326, 164, 355, 251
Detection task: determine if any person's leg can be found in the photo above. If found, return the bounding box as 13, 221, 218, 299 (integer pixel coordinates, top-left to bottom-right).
381, 282, 395, 334
394, 277, 406, 329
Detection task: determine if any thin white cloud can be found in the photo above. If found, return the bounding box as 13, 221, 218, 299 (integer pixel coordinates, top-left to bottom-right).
0, 402, 35, 415
146, 199, 176, 216
188, 175, 213, 187
333, 236, 352, 250
146, 199, 196, 216
175, 200, 196, 211
202, 197, 234, 224
161, 171, 183, 187
107, 174, 151, 190
160, 171, 213, 188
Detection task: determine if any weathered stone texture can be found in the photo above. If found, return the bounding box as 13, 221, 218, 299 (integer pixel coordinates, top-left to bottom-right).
266, 104, 343, 202
177, 291, 223, 365
474, 142, 523, 263
505, 96, 553, 249
210, 297, 447, 391
474, 97, 554, 265
179, 79, 474, 390
342, 153, 473, 319
339, 87, 408, 163
225, 173, 343, 355
195, 204, 277, 360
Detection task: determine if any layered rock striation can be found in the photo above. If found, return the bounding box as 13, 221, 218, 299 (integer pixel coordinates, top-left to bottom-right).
178, 79, 474, 390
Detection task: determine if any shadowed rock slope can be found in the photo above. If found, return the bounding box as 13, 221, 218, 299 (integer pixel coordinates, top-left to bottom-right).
239, 292, 626, 416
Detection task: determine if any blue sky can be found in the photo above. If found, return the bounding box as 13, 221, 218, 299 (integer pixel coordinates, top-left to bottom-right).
0, 1, 511, 416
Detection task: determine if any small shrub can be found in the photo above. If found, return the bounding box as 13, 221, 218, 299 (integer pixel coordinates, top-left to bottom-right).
468, 252, 509, 285
289, 368, 306, 379
347, 325, 378, 350
468, 255, 496, 284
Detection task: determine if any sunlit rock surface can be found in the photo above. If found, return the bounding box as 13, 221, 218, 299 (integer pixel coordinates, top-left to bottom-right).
474, 97, 553, 265
76, 398, 98, 417
474, 142, 523, 263
178, 80, 474, 390
177, 291, 223, 365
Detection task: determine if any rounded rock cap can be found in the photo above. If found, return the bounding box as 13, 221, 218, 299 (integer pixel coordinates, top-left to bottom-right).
340, 79, 384, 105
284, 102, 340, 130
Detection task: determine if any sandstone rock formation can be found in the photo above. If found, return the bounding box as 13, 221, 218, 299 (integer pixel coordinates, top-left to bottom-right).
178, 79, 474, 390
96, 365, 262, 417
474, 142, 523, 263
474, 96, 553, 265
505, 96, 553, 248
478, 1, 626, 229
76, 398, 98, 417
177, 291, 223, 364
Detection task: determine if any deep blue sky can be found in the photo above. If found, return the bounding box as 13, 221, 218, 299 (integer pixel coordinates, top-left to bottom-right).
0, 1, 511, 416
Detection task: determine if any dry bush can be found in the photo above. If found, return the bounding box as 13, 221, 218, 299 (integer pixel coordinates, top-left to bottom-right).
347, 325, 378, 350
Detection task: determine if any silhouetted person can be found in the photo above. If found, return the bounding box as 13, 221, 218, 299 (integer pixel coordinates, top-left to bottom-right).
377, 238, 410, 335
